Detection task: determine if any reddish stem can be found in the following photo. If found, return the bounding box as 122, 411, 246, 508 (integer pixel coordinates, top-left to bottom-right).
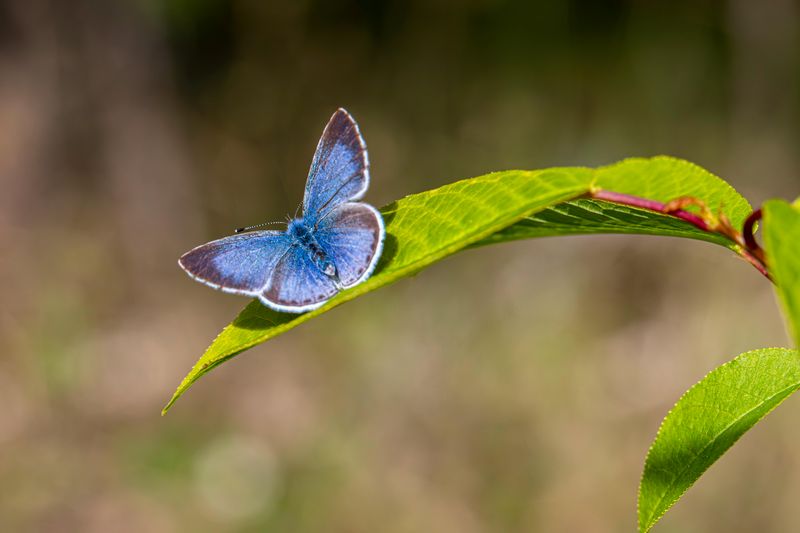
588, 189, 771, 282
740, 248, 771, 280
590, 190, 710, 231
742, 209, 762, 253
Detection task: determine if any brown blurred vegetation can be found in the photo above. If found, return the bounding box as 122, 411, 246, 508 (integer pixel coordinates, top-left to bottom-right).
1, 1, 799, 531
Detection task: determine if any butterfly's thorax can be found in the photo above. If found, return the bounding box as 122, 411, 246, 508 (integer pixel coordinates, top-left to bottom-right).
288, 219, 338, 279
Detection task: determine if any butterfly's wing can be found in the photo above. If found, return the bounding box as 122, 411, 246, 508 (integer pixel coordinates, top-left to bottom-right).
179, 231, 292, 296
261, 203, 384, 311
260, 245, 340, 312
315, 202, 385, 288
302, 108, 369, 223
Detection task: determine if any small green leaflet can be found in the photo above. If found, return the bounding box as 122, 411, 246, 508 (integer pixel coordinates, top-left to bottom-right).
638, 348, 800, 532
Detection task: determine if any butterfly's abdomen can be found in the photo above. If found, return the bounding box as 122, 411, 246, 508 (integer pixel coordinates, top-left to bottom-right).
288, 219, 338, 279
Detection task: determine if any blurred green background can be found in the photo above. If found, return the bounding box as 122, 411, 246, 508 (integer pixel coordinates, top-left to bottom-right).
1, 1, 799, 531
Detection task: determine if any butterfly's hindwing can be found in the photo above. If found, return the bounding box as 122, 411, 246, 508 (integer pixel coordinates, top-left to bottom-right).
178, 231, 292, 295
315, 203, 385, 288
260, 245, 339, 312
302, 108, 369, 223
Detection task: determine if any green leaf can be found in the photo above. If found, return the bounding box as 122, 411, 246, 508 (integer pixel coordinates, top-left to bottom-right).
764, 200, 800, 347
638, 347, 800, 533
164, 167, 595, 413
164, 156, 750, 413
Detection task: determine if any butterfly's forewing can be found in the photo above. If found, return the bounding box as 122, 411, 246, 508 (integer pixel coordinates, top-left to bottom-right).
179, 231, 291, 295
302, 108, 369, 223
315, 203, 384, 288
260, 245, 339, 312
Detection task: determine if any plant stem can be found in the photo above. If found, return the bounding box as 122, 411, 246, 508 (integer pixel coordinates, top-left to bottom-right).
591, 190, 710, 231
588, 189, 772, 282
743, 209, 764, 257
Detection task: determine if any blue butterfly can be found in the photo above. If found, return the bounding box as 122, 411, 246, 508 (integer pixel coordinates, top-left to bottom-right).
179, 108, 385, 313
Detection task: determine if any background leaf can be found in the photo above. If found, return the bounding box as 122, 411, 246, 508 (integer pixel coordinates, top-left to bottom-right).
165, 156, 751, 412
638, 348, 800, 533
764, 200, 800, 347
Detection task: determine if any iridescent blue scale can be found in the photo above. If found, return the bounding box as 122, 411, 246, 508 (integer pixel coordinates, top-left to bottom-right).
179, 109, 385, 313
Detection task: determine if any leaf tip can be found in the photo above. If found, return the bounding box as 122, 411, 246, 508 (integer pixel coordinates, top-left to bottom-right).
161, 385, 189, 415
161, 397, 177, 416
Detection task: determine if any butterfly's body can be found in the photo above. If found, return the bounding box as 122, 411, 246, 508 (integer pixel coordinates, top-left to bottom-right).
179, 108, 384, 313
287, 218, 338, 281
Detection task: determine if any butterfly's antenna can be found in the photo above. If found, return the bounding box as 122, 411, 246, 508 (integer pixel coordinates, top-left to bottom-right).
293, 199, 303, 220
234, 221, 285, 233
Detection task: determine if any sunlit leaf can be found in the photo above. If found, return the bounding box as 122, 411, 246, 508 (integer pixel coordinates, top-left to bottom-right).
164, 167, 594, 412
164, 156, 750, 413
